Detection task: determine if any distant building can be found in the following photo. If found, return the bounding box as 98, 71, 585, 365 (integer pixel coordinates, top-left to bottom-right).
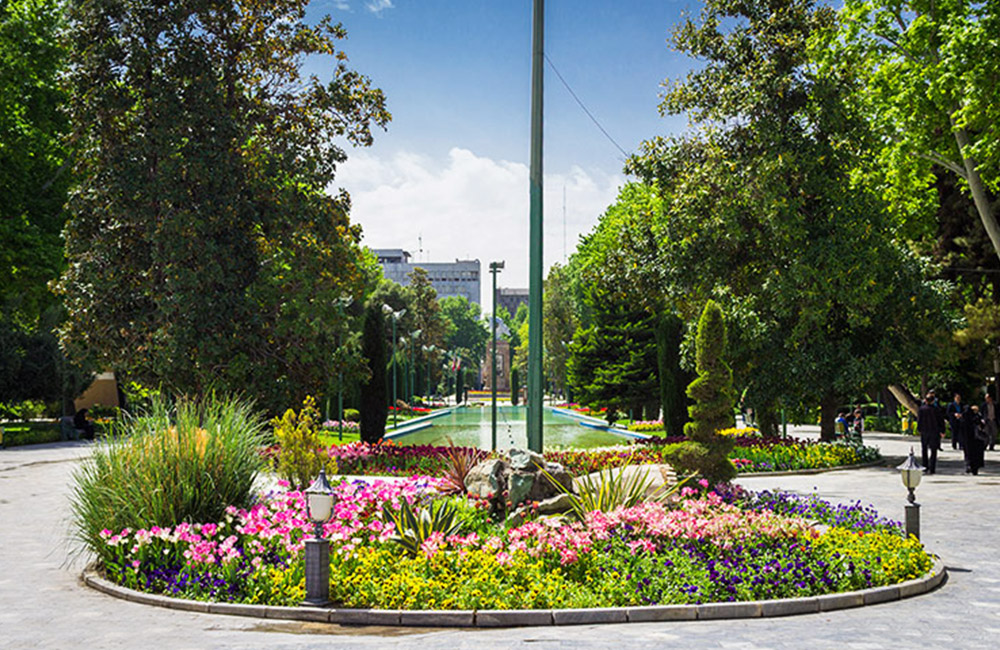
496, 288, 529, 317
372, 248, 481, 305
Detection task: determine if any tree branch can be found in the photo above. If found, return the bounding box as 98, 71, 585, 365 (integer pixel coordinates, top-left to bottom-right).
917, 151, 967, 178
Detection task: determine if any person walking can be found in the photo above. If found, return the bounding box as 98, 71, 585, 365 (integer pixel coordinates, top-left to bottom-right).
965, 404, 987, 475
982, 393, 998, 452
917, 394, 943, 474
946, 393, 965, 450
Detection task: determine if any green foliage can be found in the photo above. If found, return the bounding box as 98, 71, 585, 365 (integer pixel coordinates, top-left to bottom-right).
510, 366, 520, 406
622, 0, 952, 438
70, 394, 265, 559
656, 312, 687, 436
0, 0, 69, 317
456, 368, 465, 404
381, 498, 463, 557
568, 299, 659, 424
271, 396, 334, 489
543, 264, 578, 397
56, 0, 389, 415
359, 302, 387, 442
829, 0, 1000, 253
542, 463, 692, 521
671, 301, 736, 484
439, 295, 489, 364
343, 408, 360, 422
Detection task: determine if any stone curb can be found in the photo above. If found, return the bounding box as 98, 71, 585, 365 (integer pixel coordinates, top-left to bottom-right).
81, 558, 945, 628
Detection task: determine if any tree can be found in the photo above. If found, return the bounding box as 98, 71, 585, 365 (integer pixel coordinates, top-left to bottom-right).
439, 295, 488, 369
510, 366, 520, 406
56, 0, 389, 414
543, 264, 577, 399
626, 0, 951, 438
671, 301, 736, 485
359, 301, 387, 442
567, 296, 660, 424
0, 0, 80, 410
830, 0, 1000, 260
655, 311, 688, 436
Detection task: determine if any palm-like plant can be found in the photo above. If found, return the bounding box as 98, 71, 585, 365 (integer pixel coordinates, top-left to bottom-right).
381, 498, 463, 556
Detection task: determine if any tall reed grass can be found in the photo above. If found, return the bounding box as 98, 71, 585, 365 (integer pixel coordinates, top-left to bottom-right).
71, 394, 266, 561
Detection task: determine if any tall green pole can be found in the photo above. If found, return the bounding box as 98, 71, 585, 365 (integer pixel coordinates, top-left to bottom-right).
490, 261, 504, 450
526, 0, 544, 453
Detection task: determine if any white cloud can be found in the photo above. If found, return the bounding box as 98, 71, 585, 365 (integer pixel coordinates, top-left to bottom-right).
333, 1, 350, 10
365, 0, 394, 16
333, 147, 625, 307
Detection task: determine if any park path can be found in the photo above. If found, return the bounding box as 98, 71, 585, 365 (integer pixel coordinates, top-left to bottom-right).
2, 431, 999, 649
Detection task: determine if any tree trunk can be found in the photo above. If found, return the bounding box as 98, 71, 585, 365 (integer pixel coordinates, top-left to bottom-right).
756, 402, 779, 437
888, 384, 919, 416
952, 122, 1000, 262
819, 393, 838, 442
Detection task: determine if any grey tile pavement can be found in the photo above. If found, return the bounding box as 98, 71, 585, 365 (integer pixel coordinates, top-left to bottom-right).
2, 430, 998, 648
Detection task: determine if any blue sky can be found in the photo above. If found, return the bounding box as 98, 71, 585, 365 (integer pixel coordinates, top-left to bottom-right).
312, 1, 698, 304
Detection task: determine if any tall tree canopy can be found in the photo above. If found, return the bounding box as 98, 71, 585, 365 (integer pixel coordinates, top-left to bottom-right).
829, 0, 1000, 259
56, 0, 389, 413
625, 0, 950, 437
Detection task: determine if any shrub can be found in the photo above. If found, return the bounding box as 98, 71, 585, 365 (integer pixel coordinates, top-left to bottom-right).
70, 394, 265, 561
667, 301, 736, 484
344, 408, 360, 422
272, 396, 334, 489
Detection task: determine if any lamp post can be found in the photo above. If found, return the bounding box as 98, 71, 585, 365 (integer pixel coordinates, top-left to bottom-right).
303, 468, 335, 606
489, 261, 505, 451
382, 305, 405, 428
526, 0, 544, 454
897, 448, 924, 540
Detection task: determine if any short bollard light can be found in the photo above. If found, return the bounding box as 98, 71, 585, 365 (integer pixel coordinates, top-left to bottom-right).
897, 448, 923, 540
303, 467, 334, 607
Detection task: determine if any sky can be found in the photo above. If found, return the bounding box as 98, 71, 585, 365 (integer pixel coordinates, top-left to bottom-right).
307, 1, 699, 306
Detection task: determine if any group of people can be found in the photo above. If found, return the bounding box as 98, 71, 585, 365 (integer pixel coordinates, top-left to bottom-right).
917, 391, 997, 475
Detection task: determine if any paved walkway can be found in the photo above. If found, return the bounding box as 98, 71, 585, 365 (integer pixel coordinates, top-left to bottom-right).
2, 431, 999, 649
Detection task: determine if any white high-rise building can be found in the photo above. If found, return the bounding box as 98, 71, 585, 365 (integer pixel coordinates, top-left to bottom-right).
372, 249, 482, 305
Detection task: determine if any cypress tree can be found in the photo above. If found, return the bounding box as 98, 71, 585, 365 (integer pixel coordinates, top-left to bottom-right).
359, 303, 387, 443
668, 300, 736, 484
655, 311, 686, 436
510, 366, 520, 406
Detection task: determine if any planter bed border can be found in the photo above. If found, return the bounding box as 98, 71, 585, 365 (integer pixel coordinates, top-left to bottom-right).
82, 558, 945, 628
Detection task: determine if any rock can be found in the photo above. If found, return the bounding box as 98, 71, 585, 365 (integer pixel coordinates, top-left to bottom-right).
464, 458, 506, 499
508, 471, 535, 507
536, 492, 575, 515
509, 448, 545, 472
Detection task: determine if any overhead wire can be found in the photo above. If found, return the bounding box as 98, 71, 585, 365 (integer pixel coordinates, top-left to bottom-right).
544, 53, 629, 160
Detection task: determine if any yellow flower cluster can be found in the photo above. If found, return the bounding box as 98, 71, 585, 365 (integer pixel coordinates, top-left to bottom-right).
811, 528, 933, 584
327, 548, 599, 610
245, 565, 305, 606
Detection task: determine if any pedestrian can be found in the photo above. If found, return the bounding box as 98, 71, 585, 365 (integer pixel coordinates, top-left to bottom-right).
982, 393, 998, 451
851, 408, 864, 444
964, 404, 987, 475
917, 394, 942, 474
835, 411, 849, 439
946, 393, 965, 450
73, 408, 96, 440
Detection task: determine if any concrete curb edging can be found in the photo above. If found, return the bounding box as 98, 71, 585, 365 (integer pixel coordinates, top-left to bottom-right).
82, 558, 945, 628
739, 459, 885, 478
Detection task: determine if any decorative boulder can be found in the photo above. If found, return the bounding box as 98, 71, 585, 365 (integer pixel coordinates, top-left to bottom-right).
464, 458, 506, 499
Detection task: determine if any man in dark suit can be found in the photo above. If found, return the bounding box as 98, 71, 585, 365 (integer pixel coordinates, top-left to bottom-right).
982, 393, 998, 452
918, 394, 943, 474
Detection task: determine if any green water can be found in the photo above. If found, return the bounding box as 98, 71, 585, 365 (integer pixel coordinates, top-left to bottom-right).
392, 406, 629, 450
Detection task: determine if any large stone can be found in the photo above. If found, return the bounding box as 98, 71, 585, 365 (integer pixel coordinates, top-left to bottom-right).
536, 492, 575, 515
464, 458, 506, 499
509, 448, 546, 472
508, 471, 536, 506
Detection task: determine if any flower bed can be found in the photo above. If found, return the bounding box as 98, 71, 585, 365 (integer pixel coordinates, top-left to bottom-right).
292, 434, 880, 479
96, 480, 932, 610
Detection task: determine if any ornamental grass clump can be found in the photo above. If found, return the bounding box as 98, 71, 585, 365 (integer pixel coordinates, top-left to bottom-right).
71, 394, 265, 562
